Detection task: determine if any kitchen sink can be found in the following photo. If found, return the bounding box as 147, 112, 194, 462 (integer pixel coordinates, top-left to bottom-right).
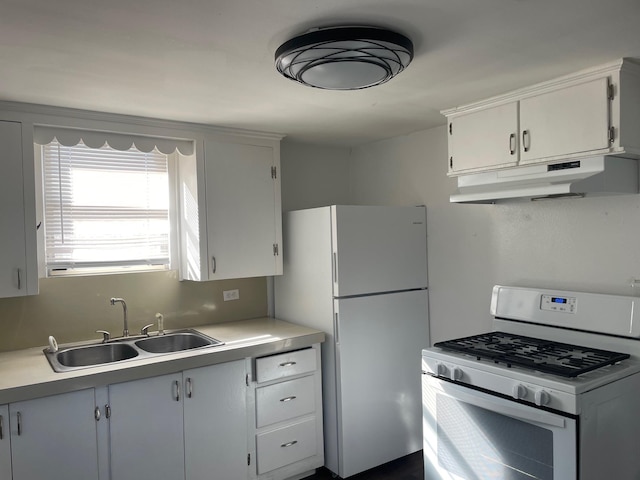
44, 329, 224, 373
55, 343, 139, 368
135, 330, 222, 353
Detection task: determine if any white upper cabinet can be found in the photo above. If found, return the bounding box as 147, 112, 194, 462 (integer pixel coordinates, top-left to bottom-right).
444, 58, 640, 176
447, 102, 519, 175
519, 77, 610, 163
178, 136, 282, 281
0, 121, 37, 298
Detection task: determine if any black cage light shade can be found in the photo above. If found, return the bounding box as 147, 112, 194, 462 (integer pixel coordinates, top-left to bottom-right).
275, 26, 414, 90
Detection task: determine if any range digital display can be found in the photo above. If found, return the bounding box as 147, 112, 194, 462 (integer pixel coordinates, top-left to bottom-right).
552, 297, 567, 304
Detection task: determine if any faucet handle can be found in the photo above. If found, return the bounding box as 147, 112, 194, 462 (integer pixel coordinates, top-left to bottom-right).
141, 324, 154, 336
96, 330, 111, 343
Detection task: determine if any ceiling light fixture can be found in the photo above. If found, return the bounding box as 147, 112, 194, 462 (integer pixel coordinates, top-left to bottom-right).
275, 26, 414, 90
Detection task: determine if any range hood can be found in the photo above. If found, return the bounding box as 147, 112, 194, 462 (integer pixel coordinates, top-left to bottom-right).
450, 156, 639, 204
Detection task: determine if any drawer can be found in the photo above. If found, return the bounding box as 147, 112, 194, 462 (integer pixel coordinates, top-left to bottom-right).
256, 348, 316, 383
256, 375, 315, 427
256, 417, 317, 474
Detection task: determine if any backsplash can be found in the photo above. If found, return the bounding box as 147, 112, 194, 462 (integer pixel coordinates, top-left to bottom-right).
0, 270, 267, 353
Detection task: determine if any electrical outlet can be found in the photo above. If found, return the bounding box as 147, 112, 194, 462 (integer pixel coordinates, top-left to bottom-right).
223, 289, 240, 301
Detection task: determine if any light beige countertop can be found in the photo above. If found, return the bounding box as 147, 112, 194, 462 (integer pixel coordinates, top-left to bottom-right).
0, 317, 325, 404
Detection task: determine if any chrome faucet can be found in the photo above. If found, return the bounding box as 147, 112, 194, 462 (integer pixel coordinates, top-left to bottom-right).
110, 297, 129, 337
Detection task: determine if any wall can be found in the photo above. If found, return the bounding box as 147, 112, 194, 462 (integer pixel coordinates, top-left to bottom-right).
280, 141, 352, 212
350, 126, 640, 343
0, 271, 267, 352
281, 128, 640, 345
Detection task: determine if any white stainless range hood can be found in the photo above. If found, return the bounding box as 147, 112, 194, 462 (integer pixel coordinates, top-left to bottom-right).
450, 156, 639, 204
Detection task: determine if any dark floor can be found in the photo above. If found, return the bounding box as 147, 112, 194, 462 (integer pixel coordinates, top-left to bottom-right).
306, 451, 423, 480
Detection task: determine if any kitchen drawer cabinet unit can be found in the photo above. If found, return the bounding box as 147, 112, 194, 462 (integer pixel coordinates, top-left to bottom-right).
9, 389, 100, 480
108, 360, 248, 480
0, 404, 10, 480
177, 135, 283, 281
444, 58, 640, 175
0, 120, 37, 298
251, 345, 324, 480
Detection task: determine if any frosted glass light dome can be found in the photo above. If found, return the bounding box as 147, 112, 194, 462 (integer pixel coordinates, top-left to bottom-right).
275, 26, 414, 90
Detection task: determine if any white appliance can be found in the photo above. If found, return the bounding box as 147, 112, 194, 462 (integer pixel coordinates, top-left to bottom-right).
275, 205, 430, 478
422, 285, 640, 480
450, 156, 639, 203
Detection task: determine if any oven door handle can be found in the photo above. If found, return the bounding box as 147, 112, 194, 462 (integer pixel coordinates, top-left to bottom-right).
432, 378, 566, 428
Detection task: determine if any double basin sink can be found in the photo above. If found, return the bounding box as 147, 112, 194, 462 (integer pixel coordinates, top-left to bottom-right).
44, 330, 224, 373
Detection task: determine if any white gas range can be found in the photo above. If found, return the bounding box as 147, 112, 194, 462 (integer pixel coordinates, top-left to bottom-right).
422, 285, 640, 480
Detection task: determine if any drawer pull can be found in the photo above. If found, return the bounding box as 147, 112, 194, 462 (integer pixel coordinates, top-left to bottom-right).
281, 440, 298, 448
279, 361, 297, 367
280, 395, 297, 403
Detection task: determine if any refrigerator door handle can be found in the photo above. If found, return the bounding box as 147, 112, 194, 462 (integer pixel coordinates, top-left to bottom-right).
333, 252, 338, 284
334, 312, 340, 344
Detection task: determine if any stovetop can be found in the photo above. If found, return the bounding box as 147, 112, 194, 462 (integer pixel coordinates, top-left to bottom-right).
434, 332, 630, 378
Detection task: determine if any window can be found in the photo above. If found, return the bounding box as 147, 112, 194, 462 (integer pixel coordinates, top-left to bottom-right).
41, 140, 171, 275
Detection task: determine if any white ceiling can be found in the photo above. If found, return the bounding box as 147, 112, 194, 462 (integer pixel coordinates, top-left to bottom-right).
2, 0, 640, 147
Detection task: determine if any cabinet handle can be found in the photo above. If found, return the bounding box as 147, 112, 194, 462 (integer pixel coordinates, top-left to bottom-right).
279, 361, 297, 367
0, 415, 4, 440
105, 405, 111, 419
522, 130, 530, 153
174, 380, 181, 402
280, 396, 297, 403
281, 440, 298, 448
16, 412, 22, 436
509, 133, 516, 155
186, 377, 193, 399
211, 256, 217, 274
94, 406, 101, 421
17, 268, 21, 290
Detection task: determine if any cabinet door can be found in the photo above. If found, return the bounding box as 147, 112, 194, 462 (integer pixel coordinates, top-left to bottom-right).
204, 140, 282, 280
520, 77, 610, 163
108, 373, 185, 480
0, 404, 10, 480
0, 120, 28, 298
10, 389, 99, 480
448, 101, 519, 174
183, 360, 247, 480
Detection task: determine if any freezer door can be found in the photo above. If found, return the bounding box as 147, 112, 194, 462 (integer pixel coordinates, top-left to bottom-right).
333, 290, 429, 478
332, 205, 427, 297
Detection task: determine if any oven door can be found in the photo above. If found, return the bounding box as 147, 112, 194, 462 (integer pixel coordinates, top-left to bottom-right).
422, 373, 577, 480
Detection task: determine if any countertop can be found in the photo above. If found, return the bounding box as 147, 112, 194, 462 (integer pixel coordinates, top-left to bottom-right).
0, 317, 325, 404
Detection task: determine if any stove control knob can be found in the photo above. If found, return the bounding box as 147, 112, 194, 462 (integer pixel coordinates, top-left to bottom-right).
450, 367, 462, 381
534, 390, 551, 407
512, 384, 528, 400
435, 363, 448, 377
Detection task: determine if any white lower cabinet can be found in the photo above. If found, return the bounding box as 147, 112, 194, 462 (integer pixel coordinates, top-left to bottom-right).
0, 404, 11, 479
251, 345, 324, 480
108, 360, 248, 480
9, 389, 100, 480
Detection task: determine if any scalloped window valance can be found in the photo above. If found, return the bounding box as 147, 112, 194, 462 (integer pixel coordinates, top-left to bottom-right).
33, 125, 194, 156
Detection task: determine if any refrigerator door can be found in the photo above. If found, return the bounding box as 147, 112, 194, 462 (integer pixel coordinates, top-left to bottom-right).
331, 205, 427, 297
333, 289, 429, 478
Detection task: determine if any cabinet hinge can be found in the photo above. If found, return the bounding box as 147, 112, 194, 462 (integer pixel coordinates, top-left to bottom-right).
273, 243, 279, 256
608, 82, 615, 100
271, 166, 277, 179
247, 453, 251, 465
609, 126, 615, 144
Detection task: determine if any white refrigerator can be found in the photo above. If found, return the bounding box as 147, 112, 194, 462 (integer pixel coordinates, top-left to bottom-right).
274, 205, 429, 478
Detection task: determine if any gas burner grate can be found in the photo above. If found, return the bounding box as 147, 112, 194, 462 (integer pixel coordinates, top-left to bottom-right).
434, 332, 630, 378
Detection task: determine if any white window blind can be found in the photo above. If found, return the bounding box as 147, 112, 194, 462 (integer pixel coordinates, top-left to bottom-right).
42, 140, 170, 274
